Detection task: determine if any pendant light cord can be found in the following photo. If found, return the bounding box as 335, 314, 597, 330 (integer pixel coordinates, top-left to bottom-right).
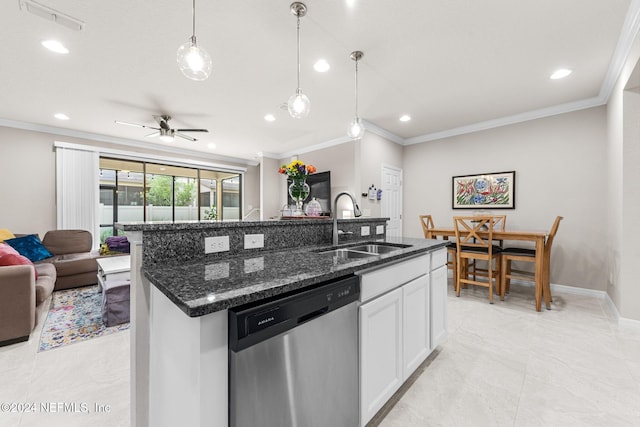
296, 15, 301, 90
192, 0, 197, 41
354, 59, 359, 118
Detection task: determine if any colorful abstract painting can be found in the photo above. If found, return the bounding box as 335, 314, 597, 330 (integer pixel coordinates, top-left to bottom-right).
452, 171, 515, 209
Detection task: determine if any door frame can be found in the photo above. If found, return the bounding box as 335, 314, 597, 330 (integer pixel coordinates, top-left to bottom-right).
381, 164, 403, 237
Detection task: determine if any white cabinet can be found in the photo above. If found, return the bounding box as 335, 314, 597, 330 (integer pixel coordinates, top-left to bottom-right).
430, 264, 448, 350
359, 287, 403, 424
402, 275, 430, 380
359, 250, 448, 426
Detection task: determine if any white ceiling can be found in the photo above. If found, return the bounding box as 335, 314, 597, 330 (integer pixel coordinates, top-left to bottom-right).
1, 0, 637, 164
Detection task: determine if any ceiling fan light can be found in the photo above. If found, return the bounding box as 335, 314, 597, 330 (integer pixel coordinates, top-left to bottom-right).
287, 89, 310, 118
347, 117, 365, 139
177, 38, 212, 81
159, 134, 175, 143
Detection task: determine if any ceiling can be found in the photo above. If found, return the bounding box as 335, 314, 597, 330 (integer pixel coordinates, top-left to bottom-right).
1, 0, 636, 164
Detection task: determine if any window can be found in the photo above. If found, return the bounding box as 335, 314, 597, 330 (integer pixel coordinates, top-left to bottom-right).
99, 158, 242, 230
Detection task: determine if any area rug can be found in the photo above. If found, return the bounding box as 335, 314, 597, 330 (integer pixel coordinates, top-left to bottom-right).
38, 284, 129, 352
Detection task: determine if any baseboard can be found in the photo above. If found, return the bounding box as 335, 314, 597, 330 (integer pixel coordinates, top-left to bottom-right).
509, 280, 640, 328
447, 274, 640, 327
603, 292, 640, 328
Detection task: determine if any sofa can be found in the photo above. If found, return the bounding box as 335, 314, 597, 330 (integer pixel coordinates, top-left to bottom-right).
0, 229, 121, 346
35, 229, 104, 291
0, 260, 56, 346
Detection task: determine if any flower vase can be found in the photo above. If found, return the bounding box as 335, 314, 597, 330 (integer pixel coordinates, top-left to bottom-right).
288, 178, 310, 216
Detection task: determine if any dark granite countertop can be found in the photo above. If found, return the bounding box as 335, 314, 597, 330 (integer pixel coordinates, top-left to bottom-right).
142, 237, 447, 317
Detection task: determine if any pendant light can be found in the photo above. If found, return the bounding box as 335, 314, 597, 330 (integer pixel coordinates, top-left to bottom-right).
287, 2, 310, 119
177, 0, 212, 81
347, 51, 365, 139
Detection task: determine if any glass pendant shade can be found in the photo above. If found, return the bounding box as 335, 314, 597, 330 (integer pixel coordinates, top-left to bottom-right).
177, 37, 212, 81
347, 117, 365, 139
288, 89, 311, 118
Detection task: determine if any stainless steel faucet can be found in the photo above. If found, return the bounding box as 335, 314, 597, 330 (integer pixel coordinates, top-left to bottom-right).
333, 192, 362, 246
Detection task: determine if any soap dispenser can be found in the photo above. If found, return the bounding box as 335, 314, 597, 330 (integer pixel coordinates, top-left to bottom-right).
368, 185, 377, 200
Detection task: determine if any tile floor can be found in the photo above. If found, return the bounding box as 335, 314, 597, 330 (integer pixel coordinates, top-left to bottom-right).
0, 298, 129, 427
1, 281, 639, 427
377, 282, 640, 427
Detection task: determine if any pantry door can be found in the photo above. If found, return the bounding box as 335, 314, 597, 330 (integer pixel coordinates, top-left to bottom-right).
381, 165, 403, 237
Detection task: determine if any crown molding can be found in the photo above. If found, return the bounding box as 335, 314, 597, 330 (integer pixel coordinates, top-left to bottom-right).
600, 0, 640, 102
403, 96, 605, 145
4, 1, 639, 161
0, 117, 259, 166
361, 119, 405, 144
277, 134, 355, 160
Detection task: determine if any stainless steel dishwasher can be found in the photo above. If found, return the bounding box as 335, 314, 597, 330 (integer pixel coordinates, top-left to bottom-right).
229, 275, 360, 427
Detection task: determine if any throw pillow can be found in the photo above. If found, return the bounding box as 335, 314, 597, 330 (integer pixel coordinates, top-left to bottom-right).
0, 253, 38, 279
0, 243, 20, 257
4, 234, 53, 262
0, 228, 15, 243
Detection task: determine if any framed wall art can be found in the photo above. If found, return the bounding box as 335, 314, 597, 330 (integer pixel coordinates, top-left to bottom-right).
452, 171, 515, 209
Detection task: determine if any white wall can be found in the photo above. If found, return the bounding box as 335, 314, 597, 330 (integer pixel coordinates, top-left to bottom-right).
0, 127, 57, 237
0, 126, 260, 236
607, 30, 640, 321
403, 107, 608, 292
260, 156, 283, 219
276, 142, 359, 218
357, 132, 404, 218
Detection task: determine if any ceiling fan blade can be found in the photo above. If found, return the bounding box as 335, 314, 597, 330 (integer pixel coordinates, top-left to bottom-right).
115, 120, 145, 128
145, 131, 160, 138
176, 129, 209, 133
175, 132, 197, 142
115, 120, 159, 131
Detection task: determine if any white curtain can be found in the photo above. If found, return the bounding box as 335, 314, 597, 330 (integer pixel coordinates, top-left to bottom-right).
55, 147, 99, 248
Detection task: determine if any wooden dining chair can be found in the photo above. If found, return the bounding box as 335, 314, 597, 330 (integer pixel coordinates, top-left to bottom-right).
419, 215, 457, 282
500, 216, 563, 304
453, 216, 502, 303
469, 214, 506, 280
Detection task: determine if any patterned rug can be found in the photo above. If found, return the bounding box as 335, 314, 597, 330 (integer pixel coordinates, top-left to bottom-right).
38, 284, 129, 352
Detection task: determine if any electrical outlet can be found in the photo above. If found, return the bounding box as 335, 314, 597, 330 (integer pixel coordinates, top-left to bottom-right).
361, 226, 370, 236
205, 236, 229, 254
244, 233, 264, 249
376, 225, 385, 235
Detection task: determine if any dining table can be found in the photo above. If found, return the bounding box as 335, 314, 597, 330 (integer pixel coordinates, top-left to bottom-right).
424, 226, 550, 311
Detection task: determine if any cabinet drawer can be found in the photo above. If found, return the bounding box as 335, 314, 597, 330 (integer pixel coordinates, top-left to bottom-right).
360, 255, 429, 303
431, 248, 447, 269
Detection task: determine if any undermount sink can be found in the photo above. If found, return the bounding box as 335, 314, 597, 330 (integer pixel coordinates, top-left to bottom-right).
347, 244, 405, 254
316, 242, 411, 259
319, 248, 378, 259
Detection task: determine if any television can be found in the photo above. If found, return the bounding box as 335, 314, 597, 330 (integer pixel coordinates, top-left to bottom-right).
287, 171, 332, 216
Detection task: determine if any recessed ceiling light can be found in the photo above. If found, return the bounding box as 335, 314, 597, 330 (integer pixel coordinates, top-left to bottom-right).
264, 114, 276, 122
54, 113, 69, 120
41, 39, 69, 54
314, 59, 330, 72
346, 0, 357, 8
550, 68, 572, 80
208, 143, 216, 149
399, 115, 411, 122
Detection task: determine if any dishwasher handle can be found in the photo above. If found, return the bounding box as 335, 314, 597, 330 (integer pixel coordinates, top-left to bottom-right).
229, 275, 360, 352
297, 306, 329, 324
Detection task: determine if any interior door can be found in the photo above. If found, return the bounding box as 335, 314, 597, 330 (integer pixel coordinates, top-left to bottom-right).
381, 165, 403, 237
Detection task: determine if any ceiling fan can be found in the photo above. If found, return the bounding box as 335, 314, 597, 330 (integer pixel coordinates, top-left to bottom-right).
115, 115, 208, 142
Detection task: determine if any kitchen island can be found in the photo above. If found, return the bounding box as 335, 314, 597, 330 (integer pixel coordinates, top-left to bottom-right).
117, 219, 447, 427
